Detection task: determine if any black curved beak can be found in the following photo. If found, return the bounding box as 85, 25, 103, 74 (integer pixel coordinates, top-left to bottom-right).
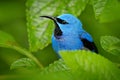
40, 15, 62, 36
40, 15, 59, 29
40, 16, 57, 23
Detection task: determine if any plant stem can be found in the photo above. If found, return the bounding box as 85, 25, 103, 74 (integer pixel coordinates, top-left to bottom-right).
12, 46, 44, 69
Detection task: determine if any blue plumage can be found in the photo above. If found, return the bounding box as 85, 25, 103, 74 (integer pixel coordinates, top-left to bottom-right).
41, 14, 98, 58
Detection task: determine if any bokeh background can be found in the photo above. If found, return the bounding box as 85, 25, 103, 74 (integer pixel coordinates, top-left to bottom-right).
0, 0, 120, 76
0, 0, 27, 74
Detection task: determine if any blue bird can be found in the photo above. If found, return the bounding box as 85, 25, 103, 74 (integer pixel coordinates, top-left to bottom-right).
41, 14, 98, 57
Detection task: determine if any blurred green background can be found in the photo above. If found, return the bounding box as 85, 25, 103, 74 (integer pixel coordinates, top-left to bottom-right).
0, 0, 27, 74
0, 0, 120, 76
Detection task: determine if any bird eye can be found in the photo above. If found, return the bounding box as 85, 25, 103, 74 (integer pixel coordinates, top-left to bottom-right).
56, 18, 68, 24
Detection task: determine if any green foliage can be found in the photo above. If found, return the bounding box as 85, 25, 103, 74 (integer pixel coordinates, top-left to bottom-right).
0, 0, 120, 80
3, 50, 120, 80
92, 0, 120, 22
0, 30, 43, 69
40, 59, 69, 74
0, 30, 18, 48
36, 71, 73, 80
26, 0, 120, 52
100, 36, 120, 56
10, 58, 37, 70
4, 71, 73, 80
26, 0, 89, 52
60, 50, 120, 80
91, 0, 107, 18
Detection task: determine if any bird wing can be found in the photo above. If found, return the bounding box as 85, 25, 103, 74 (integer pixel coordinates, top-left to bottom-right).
80, 32, 98, 53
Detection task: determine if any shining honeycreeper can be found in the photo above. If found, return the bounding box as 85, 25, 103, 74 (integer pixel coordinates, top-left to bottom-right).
40, 14, 98, 57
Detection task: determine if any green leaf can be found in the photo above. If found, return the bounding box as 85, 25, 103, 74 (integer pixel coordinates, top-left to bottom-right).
60, 50, 120, 80
3, 59, 72, 80
39, 59, 73, 80
0, 30, 18, 48
41, 59, 69, 74
10, 58, 37, 70
10, 59, 72, 80
100, 36, 120, 56
0, 30, 43, 69
92, 0, 107, 18
36, 71, 73, 80
0, 72, 73, 80
26, 0, 88, 52
92, 0, 120, 22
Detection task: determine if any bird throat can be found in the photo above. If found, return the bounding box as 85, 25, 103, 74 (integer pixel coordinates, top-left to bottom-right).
54, 22, 62, 38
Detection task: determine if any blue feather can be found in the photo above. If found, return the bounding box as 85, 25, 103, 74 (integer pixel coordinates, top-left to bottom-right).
41, 14, 98, 58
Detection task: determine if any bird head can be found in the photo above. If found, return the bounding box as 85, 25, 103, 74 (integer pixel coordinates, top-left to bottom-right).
40, 14, 83, 37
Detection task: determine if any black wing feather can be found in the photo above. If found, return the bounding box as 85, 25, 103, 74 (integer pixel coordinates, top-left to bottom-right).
81, 38, 98, 53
